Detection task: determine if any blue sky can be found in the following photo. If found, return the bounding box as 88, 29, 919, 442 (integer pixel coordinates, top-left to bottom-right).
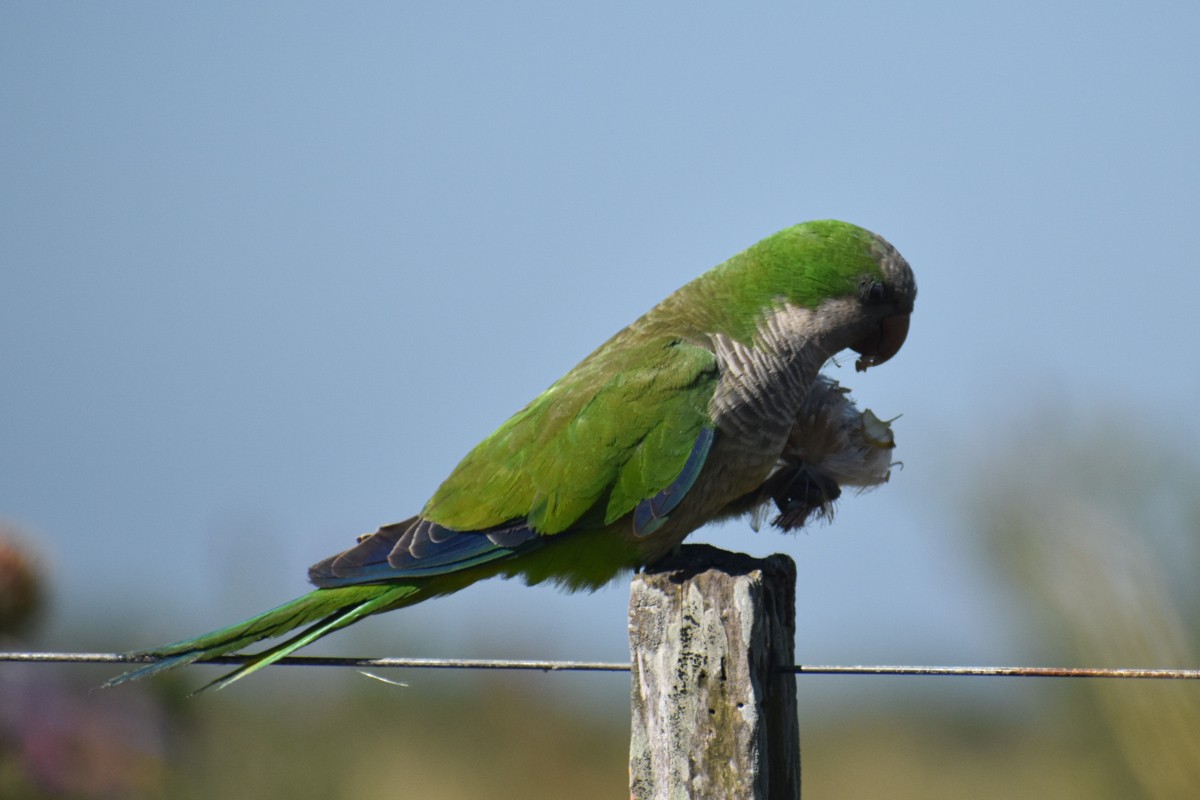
2, 2, 1198, 693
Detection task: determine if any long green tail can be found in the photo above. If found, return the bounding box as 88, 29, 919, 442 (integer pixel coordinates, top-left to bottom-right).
104, 583, 422, 692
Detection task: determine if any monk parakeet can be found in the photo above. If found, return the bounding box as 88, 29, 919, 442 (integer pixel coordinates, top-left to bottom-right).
107, 219, 916, 690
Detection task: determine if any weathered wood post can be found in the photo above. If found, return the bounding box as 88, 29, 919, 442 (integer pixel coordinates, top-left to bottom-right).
628, 544, 800, 800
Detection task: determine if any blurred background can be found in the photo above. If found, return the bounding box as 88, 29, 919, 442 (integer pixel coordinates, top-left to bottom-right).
2, 2, 1199, 797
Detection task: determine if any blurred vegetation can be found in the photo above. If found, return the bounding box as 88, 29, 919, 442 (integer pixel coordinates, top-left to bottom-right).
2, 664, 630, 800
970, 412, 1200, 799
3, 411, 1199, 798
796, 411, 1200, 798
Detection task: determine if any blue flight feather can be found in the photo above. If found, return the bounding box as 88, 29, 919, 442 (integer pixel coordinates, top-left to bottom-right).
633, 426, 714, 537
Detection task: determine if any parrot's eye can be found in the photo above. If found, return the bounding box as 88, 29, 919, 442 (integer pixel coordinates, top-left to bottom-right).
861, 280, 890, 305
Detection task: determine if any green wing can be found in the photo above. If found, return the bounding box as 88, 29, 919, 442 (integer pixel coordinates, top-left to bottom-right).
422, 335, 719, 536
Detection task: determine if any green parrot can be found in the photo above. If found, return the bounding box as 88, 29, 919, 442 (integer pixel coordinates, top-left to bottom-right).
107, 219, 916, 691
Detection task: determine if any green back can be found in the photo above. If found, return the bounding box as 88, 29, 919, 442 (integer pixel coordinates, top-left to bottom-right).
423, 334, 718, 534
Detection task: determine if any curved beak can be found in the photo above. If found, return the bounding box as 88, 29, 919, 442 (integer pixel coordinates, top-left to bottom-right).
851, 312, 910, 372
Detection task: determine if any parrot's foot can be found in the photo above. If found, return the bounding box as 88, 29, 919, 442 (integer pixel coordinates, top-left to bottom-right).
770, 467, 841, 531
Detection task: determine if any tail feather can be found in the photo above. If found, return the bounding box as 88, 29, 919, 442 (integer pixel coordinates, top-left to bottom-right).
197, 585, 418, 692
103, 583, 421, 690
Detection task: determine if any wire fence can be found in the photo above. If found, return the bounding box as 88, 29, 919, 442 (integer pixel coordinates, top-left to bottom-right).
3, 651, 1200, 679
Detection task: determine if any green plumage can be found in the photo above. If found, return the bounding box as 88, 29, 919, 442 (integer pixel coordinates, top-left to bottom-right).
424, 219, 886, 535
425, 338, 717, 533
108, 585, 420, 691
107, 219, 916, 691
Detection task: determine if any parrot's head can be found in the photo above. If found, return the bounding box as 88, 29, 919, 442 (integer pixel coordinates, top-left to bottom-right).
765, 220, 917, 373
845, 232, 916, 372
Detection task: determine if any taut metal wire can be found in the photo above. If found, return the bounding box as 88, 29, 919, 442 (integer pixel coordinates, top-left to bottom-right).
3, 651, 1200, 679
0, 651, 630, 672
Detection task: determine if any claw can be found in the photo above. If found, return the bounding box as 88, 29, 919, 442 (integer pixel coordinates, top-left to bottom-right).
770, 467, 841, 531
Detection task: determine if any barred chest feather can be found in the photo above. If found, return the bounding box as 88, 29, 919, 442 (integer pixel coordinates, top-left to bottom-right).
707, 302, 832, 456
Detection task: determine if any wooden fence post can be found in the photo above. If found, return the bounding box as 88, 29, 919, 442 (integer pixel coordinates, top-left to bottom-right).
628, 544, 800, 800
